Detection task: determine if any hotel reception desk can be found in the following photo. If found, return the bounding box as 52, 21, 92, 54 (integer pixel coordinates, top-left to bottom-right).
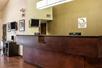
16, 35, 102, 68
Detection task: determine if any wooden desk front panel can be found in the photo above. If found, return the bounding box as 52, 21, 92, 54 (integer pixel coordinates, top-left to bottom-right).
23, 46, 85, 68
66, 37, 98, 58
16, 35, 102, 68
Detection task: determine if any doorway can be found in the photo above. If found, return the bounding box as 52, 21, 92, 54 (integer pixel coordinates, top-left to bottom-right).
40, 23, 47, 35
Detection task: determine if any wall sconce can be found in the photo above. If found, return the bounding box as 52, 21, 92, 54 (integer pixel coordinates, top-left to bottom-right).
20, 8, 25, 12
20, 8, 26, 17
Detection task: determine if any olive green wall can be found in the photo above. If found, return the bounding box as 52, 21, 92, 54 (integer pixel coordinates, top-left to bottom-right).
48, 0, 102, 36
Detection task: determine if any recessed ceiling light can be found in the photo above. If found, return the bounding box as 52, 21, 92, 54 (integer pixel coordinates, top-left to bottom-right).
37, 0, 73, 9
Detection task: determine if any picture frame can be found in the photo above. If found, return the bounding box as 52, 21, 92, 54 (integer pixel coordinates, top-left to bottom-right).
19, 19, 25, 31
7, 23, 11, 32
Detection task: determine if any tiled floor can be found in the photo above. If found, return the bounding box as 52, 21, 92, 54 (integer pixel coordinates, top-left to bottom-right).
0, 55, 36, 68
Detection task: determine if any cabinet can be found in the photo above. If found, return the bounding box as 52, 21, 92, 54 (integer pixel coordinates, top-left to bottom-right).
4, 41, 19, 57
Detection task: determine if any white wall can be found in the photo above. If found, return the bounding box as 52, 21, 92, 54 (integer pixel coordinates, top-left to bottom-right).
2, 0, 53, 55
0, 12, 3, 41
3, 0, 53, 37
0, 19, 3, 41
3, 0, 26, 41
3, 0, 26, 56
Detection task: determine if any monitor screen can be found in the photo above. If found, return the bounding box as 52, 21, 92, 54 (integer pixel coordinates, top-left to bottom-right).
30, 19, 39, 27
10, 22, 17, 29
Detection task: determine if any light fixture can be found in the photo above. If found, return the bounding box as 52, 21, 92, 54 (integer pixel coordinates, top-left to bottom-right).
20, 8, 26, 17
20, 8, 25, 12
36, 0, 73, 9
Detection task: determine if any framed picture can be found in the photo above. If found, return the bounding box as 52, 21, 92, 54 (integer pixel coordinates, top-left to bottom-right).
19, 19, 25, 31
7, 23, 11, 32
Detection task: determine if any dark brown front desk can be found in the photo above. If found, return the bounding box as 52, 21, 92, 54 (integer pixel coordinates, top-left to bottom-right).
16, 35, 102, 68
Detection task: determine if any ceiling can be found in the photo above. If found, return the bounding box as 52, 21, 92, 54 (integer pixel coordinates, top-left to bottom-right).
0, 0, 9, 11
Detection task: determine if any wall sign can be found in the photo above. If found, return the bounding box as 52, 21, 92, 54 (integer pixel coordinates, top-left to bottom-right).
78, 17, 87, 28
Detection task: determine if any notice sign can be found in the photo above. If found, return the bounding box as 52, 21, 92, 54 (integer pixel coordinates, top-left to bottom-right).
78, 17, 87, 28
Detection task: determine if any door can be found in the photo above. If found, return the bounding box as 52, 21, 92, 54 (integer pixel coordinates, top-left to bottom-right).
40, 23, 46, 35
2, 24, 7, 42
